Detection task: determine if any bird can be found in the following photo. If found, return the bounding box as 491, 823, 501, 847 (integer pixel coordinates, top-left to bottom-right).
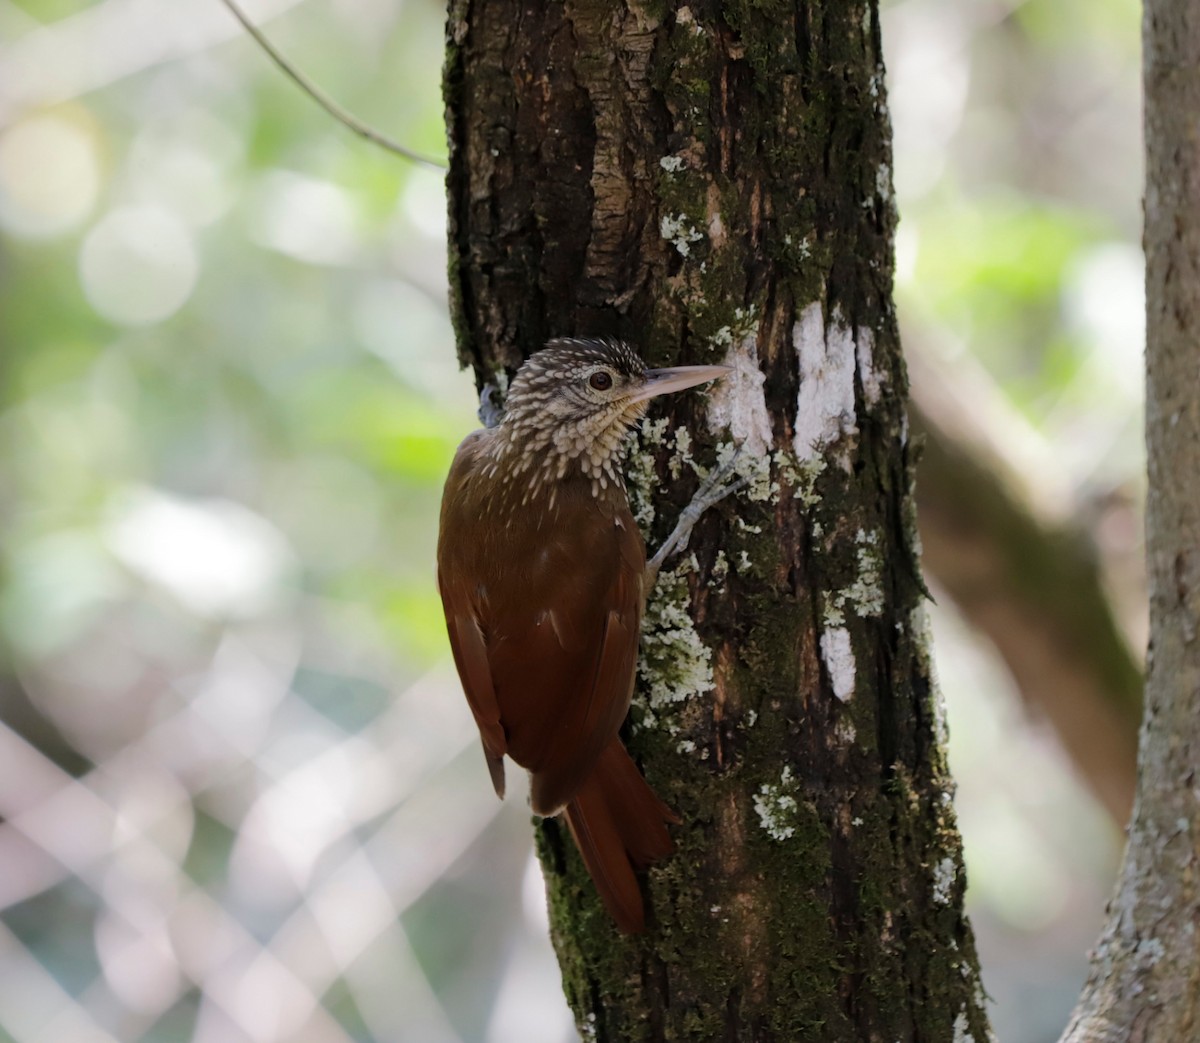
436, 337, 730, 932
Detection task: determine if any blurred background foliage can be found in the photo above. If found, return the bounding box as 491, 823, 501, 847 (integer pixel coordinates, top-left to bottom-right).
0, 0, 1143, 1041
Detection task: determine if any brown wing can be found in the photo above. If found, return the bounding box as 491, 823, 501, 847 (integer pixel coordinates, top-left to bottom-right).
487, 492, 646, 816
442, 606, 507, 797
525, 587, 639, 815
437, 432, 508, 797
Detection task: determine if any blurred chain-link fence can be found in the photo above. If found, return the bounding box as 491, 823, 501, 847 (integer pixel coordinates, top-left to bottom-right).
2, 634, 575, 1043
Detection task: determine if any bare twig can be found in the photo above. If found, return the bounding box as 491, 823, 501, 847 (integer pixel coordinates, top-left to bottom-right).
216, 0, 448, 171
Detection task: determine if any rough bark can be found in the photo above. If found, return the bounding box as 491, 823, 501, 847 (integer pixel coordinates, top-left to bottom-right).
444, 3, 990, 1039
1060, 3, 1200, 1039
910, 359, 1142, 825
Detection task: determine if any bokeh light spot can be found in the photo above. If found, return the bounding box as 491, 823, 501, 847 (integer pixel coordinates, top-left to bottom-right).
79, 205, 198, 326
251, 170, 361, 265
104, 487, 295, 618
0, 113, 100, 238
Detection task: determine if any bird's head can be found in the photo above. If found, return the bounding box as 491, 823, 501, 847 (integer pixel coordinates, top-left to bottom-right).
490, 338, 728, 492
503, 337, 727, 439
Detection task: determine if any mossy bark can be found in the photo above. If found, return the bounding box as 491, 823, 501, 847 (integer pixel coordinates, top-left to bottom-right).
444, 2, 991, 1039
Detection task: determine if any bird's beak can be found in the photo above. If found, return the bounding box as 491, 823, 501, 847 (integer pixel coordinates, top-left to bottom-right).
629, 365, 732, 403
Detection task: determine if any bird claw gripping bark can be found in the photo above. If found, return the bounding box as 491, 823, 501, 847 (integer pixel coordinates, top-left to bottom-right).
645, 449, 748, 591
478, 383, 505, 429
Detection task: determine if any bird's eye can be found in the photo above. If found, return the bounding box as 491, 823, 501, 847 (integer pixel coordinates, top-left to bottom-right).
589, 371, 613, 391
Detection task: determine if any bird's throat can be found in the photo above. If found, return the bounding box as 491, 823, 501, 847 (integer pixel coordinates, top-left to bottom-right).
479, 407, 642, 514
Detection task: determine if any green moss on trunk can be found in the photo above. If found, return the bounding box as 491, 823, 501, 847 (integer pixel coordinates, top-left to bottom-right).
444, 1, 992, 1039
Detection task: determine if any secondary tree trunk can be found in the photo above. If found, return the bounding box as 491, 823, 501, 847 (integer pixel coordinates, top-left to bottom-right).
1059, 4, 1200, 1040
444, 3, 991, 1039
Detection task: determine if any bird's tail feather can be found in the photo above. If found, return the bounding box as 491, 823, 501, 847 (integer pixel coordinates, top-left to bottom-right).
562, 740, 678, 933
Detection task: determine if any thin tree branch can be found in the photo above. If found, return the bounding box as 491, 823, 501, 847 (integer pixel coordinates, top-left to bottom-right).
216, 0, 448, 171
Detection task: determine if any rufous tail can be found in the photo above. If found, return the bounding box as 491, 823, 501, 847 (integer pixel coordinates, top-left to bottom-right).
562, 739, 679, 933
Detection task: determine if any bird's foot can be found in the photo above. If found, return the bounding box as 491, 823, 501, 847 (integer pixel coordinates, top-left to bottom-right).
645, 449, 747, 590
478, 384, 505, 429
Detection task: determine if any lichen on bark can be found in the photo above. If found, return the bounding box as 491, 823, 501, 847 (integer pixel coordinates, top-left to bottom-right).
444, 1, 992, 1039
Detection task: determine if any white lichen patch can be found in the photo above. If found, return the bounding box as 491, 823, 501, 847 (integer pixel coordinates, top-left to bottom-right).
931, 856, 957, 904
659, 154, 685, 173
713, 439, 774, 504
856, 326, 885, 408
754, 766, 801, 841
1135, 936, 1166, 965
627, 451, 658, 529
706, 332, 775, 457
668, 426, 694, 479
793, 302, 858, 464
843, 528, 884, 616
640, 415, 670, 448
822, 529, 884, 634
628, 417, 670, 529
676, 738, 697, 755
638, 565, 716, 710
707, 209, 726, 246
675, 4, 706, 34
822, 599, 845, 629
954, 983, 995, 1043
952, 1011, 972, 1043
660, 212, 705, 257
710, 549, 729, 583
865, 162, 893, 209
911, 603, 949, 747
820, 626, 856, 702
909, 601, 934, 668
783, 233, 813, 260
774, 449, 827, 508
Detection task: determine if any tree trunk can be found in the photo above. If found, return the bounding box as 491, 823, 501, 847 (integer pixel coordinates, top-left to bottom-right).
444, 3, 991, 1039
1059, 4, 1200, 1039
